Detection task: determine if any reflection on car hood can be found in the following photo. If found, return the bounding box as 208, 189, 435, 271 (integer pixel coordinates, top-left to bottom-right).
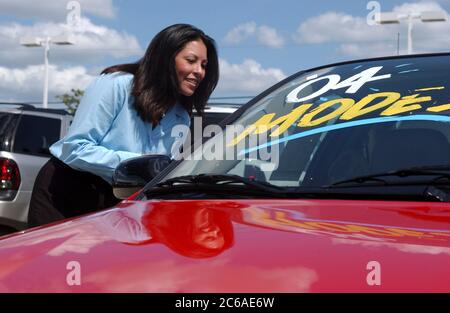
0, 199, 449, 292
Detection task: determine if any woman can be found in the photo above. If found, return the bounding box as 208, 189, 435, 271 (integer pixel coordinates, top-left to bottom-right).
28, 24, 219, 227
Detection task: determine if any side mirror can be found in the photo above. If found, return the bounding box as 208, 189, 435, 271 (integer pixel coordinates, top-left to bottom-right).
112, 155, 171, 199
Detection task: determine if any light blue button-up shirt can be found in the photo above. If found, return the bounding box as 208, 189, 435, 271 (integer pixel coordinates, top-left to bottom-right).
50, 72, 190, 184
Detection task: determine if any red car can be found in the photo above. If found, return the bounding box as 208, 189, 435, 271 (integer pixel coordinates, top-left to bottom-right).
0, 53, 449, 292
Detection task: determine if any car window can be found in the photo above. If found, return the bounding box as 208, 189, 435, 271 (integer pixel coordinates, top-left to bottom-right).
154, 54, 450, 189
0, 112, 19, 152
13, 115, 61, 157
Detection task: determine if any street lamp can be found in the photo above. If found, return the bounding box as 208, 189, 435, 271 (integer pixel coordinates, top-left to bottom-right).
20, 35, 75, 109
376, 10, 446, 54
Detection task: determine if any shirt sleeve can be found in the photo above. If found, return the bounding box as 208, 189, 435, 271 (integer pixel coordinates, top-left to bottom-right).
50, 74, 140, 184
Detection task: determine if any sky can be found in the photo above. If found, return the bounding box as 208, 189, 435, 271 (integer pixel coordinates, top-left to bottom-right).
1, 0, 450, 108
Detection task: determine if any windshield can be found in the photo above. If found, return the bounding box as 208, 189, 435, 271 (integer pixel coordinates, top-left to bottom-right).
153, 54, 450, 190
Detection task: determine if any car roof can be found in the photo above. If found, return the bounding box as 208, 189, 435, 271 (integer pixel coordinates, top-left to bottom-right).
0, 103, 71, 116
204, 102, 242, 113
299, 51, 450, 76
191, 102, 243, 115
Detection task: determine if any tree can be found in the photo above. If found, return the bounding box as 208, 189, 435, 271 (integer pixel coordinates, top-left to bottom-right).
56, 88, 84, 115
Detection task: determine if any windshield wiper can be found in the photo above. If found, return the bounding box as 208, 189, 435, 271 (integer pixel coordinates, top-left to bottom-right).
328, 165, 450, 188
145, 173, 288, 198
141, 171, 450, 202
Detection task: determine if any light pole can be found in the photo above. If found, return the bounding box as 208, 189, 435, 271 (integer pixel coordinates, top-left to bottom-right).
376, 10, 446, 54
20, 35, 75, 109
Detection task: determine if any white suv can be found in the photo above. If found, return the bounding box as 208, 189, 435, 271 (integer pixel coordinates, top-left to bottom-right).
0, 104, 72, 234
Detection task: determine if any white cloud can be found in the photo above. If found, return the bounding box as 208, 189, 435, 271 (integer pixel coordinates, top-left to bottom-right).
0, 0, 116, 20
224, 22, 284, 48
333, 238, 450, 255
294, 2, 450, 58
390, 2, 450, 51
337, 42, 399, 58
0, 65, 95, 104
293, 11, 392, 44
0, 17, 286, 103
68, 17, 143, 58
0, 58, 286, 104
85, 261, 318, 292
224, 22, 257, 44
217, 58, 286, 94
392, 1, 444, 13
257, 25, 284, 48
0, 17, 143, 68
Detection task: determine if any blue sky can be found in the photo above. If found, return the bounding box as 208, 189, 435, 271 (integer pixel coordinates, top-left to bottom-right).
1, 0, 450, 107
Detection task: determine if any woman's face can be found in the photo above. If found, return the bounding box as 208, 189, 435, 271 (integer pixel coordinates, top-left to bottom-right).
191, 208, 225, 250
175, 39, 208, 97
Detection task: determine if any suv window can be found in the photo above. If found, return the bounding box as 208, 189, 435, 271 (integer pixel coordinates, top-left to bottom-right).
0, 113, 19, 152
13, 115, 61, 157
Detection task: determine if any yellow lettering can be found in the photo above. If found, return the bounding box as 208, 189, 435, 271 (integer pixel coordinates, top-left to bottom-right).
243, 207, 272, 222
304, 221, 352, 232
427, 103, 450, 113
429, 232, 450, 237
228, 90, 441, 147
266, 104, 312, 137
346, 225, 402, 237
227, 104, 312, 146
340, 92, 401, 120
228, 117, 266, 147
275, 212, 319, 230
381, 94, 431, 116
243, 208, 450, 240
414, 86, 444, 92
298, 98, 354, 127
385, 228, 431, 238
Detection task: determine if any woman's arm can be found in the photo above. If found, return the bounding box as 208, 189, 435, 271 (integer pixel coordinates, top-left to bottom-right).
50, 73, 140, 184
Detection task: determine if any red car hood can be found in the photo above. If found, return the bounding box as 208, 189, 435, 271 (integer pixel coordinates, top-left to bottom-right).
0, 199, 449, 292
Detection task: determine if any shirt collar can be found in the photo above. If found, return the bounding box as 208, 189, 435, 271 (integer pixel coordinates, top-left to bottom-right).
172, 102, 190, 124
157, 103, 190, 130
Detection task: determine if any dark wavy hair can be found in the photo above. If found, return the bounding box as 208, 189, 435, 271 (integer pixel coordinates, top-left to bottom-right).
101, 24, 219, 125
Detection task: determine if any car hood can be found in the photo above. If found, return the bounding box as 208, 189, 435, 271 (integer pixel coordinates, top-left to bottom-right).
0, 199, 449, 292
